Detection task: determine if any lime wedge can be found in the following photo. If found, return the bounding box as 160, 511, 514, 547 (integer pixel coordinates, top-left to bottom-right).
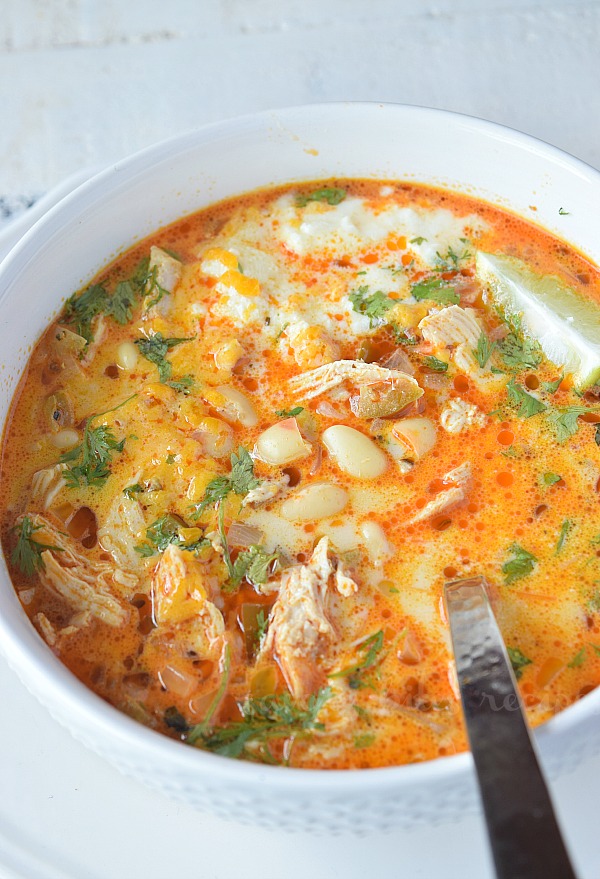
476, 251, 600, 389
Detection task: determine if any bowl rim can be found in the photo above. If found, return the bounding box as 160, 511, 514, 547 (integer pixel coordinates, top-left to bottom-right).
2, 100, 600, 792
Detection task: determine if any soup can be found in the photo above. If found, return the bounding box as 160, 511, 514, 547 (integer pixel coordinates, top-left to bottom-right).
2, 180, 600, 769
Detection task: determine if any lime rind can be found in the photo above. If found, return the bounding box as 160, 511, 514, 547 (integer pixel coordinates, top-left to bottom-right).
475, 251, 600, 389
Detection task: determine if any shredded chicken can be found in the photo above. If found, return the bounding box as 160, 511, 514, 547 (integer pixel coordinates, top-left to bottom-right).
284, 320, 340, 370
260, 536, 358, 699
440, 398, 486, 434
289, 359, 421, 401
30, 463, 67, 511
409, 462, 472, 524
98, 494, 147, 573
418, 305, 481, 349
148, 246, 182, 295
242, 474, 289, 507
22, 513, 132, 627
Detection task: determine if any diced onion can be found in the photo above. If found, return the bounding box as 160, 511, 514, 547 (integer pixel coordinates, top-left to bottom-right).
227, 521, 263, 547
158, 664, 196, 697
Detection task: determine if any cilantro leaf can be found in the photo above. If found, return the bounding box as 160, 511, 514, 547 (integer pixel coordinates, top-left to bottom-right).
506, 378, 546, 418
191, 447, 259, 520
422, 356, 448, 373
276, 406, 304, 418
542, 375, 563, 394
473, 333, 496, 369
231, 545, 279, 589
559, 207, 571, 216
507, 646, 532, 679
349, 286, 394, 327
555, 519, 573, 555
568, 647, 586, 668
296, 188, 346, 207
135, 514, 208, 557
135, 332, 194, 382
165, 374, 195, 395
541, 472, 561, 486
11, 516, 63, 577
410, 236, 427, 245
329, 630, 385, 689
106, 280, 138, 325
498, 332, 542, 371
61, 422, 125, 488
123, 483, 143, 499
354, 733, 376, 749
546, 406, 590, 443
502, 543, 537, 585
62, 284, 109, 344
192, 687, 331, 761
411, 277, 459, 305
435, 244, 471, 271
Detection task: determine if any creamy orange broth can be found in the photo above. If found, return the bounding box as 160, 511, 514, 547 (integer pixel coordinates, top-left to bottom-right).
3, 180, 600, 769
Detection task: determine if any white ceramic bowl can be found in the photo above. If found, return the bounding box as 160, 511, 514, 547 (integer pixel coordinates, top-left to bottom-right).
2, 103, 600, 834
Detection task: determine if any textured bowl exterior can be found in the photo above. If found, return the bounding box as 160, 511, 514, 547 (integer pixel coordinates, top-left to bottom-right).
1, 103, 600, 833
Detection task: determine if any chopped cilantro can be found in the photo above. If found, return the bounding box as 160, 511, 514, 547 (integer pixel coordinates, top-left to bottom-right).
62, 284, 109, 344
411, 277, 459, 305
555, 519, 573, 555
329, 630, 385, 689
506, 378, 546, 418
11, 516, 63, 577
558, 207, 571, 216
435, 244, 471, 271
541, 472, 561, 486
422, 356, 448, 373
275, 406, 304, 418
191, 687, 331, 761
498, 332, 542, 371
542, 375, 563, 394
568, 647, 586, 668
166, 454, 176, 464
61, 422, 125, 488
123, 483, 143, 499
230, 545, 279, 590
295, 187, 346, 207
353, 733, 376, 749
473, 333, 496, 369
410, 236, 427, 245
353, 704, 371, 722
165, 374, 195, 395
546, 406, 591, 443
507, 646, 532, 679
135, 514, 208, 557
135, 332, 194, 382
255, 609, 269, 644
502, 543, 537, 585
106, 280, 138, 325
349, 286, 394, 327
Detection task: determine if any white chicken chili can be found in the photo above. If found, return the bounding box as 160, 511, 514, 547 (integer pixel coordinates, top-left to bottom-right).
3, 179, 600, 769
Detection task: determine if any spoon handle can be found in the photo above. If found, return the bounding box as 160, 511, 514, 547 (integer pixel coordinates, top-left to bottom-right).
445, 577, 578, 879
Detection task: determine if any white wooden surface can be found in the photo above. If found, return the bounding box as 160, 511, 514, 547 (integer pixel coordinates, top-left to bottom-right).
1, 3, 600, 878
1, 0, 600, 222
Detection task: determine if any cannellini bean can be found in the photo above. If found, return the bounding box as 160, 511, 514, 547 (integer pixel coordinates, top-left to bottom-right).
213, 385, 258, 428
51, 428, 80, 450
116, 341, 139, 371
281, 482, 348, 521
391, 417, 437, 462
322, 425, 387, 479
254, 418, 312, 466
360, 521, 393, 565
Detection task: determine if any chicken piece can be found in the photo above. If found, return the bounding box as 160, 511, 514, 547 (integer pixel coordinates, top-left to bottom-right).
34, 610, 92, 648
259, 536, 357, 699
409, 461, 472, 524
440, 398, 486, 434
285, 321, 340, 370
22, 513, 132, 627
147, 545, 225, 663
30, 463, 68, 511
148, 246, 182, 295
418, 305, 481, 349
289, 359, 421, 402
97, 494, 147, 574
242, 473, 289, 507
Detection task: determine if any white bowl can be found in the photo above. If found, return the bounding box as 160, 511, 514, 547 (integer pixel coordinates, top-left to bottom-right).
2, 103, 600, 834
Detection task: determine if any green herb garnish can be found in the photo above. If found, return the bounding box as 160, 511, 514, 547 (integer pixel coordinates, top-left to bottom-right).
276, 406, 304, 418
473, 333, 496, 369
11, 516, 63, 577
134, 514, 208, 557
411, 277, 459, 305
507, 646, 532, 679
329, 630, 385, 690
296, 187, 346, 207
353, 733, 376, 749
423, 356, 448, 373
502, 543, 537, 585
135, 332, 194, 382
506, 378, 546, 419
230, 545, 279, 590
498, 332, 542, 371
123, 483, 144, 499
546, 406, 593, 443
165, 374, 195, 394
568, 647, 586, 668
541, 472, 561, 486
349, 286, 394, 327
555, 519, 573, 555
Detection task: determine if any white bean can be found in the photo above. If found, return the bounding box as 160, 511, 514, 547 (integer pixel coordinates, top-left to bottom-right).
391, 417, 437, 461
116, 341, 139, 371
51, 428, 80, 449
254, 418, 312, 466
322, 425, 387, 479
281, 482, 348, 521
360, 521, 393, 565
214, 385, 258, 428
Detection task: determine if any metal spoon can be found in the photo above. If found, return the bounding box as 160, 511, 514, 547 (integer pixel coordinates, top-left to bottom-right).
445, 576, 578, 879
